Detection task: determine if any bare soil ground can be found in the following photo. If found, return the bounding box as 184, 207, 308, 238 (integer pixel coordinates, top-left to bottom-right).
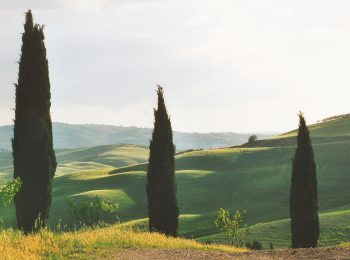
84, 247, 350, 260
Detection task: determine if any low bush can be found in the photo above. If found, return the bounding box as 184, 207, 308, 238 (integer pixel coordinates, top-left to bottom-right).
67, 196, 118, 227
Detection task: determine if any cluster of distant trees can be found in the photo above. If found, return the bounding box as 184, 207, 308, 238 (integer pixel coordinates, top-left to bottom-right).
317, 113, 350, 123
4, 10, 319, 249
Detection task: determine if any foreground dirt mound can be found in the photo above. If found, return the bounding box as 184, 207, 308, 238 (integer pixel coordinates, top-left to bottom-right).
89, 247, 350, 259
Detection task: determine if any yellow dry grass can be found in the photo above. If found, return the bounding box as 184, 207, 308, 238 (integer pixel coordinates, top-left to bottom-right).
339, 241, 350, 248
0, 225, 247, 259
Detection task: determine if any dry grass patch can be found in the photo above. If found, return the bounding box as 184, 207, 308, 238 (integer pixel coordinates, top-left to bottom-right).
0, 225, 247, 259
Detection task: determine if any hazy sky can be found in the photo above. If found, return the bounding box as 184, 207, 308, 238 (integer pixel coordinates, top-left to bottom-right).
1, 0, 350, 133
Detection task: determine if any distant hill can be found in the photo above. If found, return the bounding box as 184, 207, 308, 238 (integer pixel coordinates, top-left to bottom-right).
0, 122, 273, 150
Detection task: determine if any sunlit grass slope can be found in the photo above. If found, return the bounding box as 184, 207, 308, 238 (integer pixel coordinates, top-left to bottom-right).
0, 144, 149, 178
0, 225, 246, 260
1, 116, 350, 248
56, 144, 149, 169
247, 115, 350, 147
196, 205, 350, 248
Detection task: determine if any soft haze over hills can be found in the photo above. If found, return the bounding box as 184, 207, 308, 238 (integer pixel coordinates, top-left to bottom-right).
0, 122, 273, 150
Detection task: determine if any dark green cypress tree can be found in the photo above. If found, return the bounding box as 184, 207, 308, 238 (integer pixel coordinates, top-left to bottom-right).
290, 112, 319, 248
146, 86, 179, 236
12, 10, 57, 233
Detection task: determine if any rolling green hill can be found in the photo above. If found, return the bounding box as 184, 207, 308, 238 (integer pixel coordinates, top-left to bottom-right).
1, 115, 350, 248
0, 144, 149, 179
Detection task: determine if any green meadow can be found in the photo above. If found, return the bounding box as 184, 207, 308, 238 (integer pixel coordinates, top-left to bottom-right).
1, 116, 350, 248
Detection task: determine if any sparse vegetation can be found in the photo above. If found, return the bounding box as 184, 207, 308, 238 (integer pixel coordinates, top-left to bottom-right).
214, 208, 249, 246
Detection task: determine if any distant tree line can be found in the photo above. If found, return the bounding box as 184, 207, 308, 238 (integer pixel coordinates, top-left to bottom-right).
317, 113, 350, 123
4, 10, 320, 250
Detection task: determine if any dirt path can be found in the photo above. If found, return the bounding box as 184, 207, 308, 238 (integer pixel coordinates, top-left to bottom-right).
84, 247, 350, 259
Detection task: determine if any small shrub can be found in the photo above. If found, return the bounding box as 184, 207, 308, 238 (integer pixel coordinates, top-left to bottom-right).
0, 177, 22, 206
214, 208, 249, 247
245, 240, 263, 250
67, 196, 118, 227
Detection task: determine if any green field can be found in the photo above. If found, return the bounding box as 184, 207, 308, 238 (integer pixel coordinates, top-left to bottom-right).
1, 116, 350, 248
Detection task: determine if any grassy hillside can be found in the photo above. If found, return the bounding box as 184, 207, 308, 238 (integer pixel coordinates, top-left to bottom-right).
0, 225, 245, 259
247, 206, 350, 248
0, 122, 273, 150
195, 205, 350, 248
1, 116, 350, 248
119, 206, 350, 248
0, 144, 150, 225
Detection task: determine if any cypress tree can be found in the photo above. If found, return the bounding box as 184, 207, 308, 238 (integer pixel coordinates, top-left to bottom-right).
12, 10, 57, 233
290, 112, 319, 248
146, 86, 179, 236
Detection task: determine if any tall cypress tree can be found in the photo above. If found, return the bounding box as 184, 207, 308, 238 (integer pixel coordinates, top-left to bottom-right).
12, 10, 57, 233
146, 86, 179, 236
290, 112, 319, 248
